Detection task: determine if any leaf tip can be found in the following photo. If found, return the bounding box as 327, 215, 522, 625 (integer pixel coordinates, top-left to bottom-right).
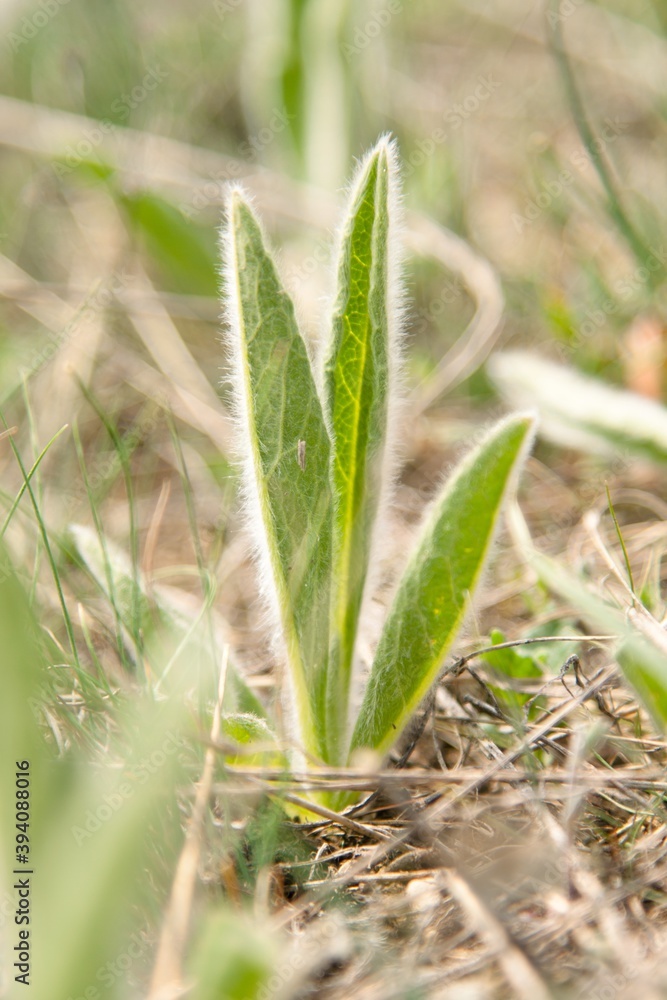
495, 408, 539, 448
512, 407, 539, 432
377, 131, 401, 173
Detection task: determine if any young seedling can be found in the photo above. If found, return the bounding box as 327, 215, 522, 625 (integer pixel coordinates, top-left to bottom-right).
220, 136, 536, 786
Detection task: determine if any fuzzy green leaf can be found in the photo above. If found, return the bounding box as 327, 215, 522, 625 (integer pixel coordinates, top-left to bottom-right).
481, 629, 543, 718
520, 539, 667, 731
350, 413, 536, 757
221, 712, 284, 767
323, 137, 400, 761
617, 640, 667, 730
222, 713, 277, 746
222, 193, 332, 760
489, 351, 667, 463
188, 910, 280, 1000
482, 629, 543, 680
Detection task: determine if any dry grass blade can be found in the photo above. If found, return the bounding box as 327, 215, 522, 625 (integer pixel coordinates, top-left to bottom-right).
113, 351, 232, 456
126, 265, 233, 452
0, 249, 103, 443
0, 98, 505, 417
0, 93, 248, 193
0, 252, 75, 329
407, 211, 505, 410
271, 790, 393, 843
148, 650, 229, 1000
142, 478, 172, 578
445, 869, 553, 1000
272, 661, 622, 934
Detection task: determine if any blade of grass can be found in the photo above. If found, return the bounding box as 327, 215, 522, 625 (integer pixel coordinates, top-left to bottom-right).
605, 484, 636, 600
0, 410, 80, 667
72, 421, 133, 669
350, 413, 536, 758
21, 379, 48, 606
548, 1, 659, 282
511, 506, 667, 730
76, 378, 145, 670
1, 424, 68, 537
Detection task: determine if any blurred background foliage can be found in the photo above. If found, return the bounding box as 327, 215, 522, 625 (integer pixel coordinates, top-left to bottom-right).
1, 0, 665, 395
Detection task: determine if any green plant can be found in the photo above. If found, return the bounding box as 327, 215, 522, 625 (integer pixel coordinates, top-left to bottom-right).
220, 136, 536, 779
489, 350, 667, 464
511, 506, 667, 732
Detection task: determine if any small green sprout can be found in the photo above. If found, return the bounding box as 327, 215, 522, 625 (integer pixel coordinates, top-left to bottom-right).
219, 135, 536, 786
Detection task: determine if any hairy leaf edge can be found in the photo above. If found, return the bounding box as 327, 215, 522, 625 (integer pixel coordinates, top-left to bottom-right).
218, 188, 325, 758
349, 411, 538, 757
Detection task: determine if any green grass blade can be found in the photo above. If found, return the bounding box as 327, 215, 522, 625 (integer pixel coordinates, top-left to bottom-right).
605, 484, 636, 597
548, 4, 658, 280
167, 412, 232, 711
1, 424, 69, 537
76, 380, 144, 647
220, 191, 332, 760
68, 523, 264, 715
0, 412, 80, 667
489, 351, 667, 463
322, 137, 403, 762
515, 530, 667, 730
120, 189, 219, 296
350, 413, 536, 757
72, 421, 131, 668
0, 543, 187, 1000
